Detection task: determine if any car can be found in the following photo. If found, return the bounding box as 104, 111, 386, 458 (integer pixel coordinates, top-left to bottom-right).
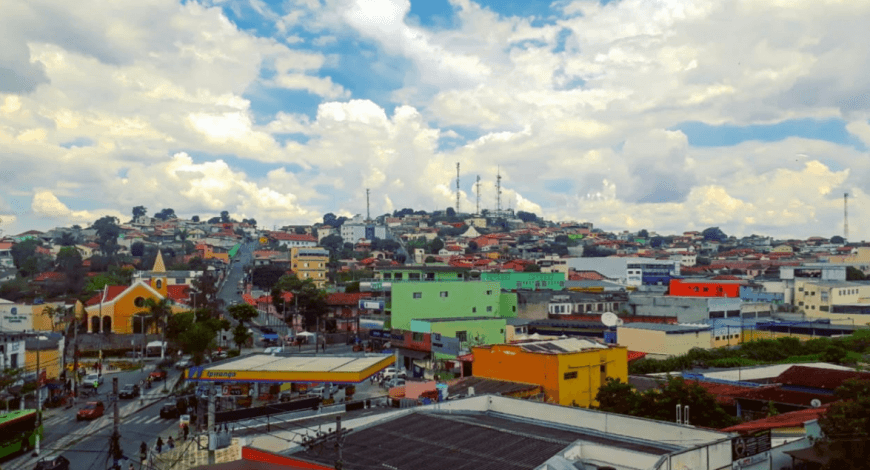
119, 384, 140, 399
175, 359, 193, 370
263, 346, 284, 354
386, 378, 406, 389
33, 454, 71, 470
83, 374, 103, 388
150, 369, 168, 381
160, 401, 179, 419
212, 351, 227, 359
76, 401, 105, 421
382, 369, 407, 381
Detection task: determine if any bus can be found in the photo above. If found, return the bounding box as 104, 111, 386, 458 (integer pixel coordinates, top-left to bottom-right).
0, 409, 43, 459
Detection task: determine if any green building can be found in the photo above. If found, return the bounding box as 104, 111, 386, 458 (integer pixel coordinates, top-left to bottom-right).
479, 272, 566, 291
391, 281, 516, 331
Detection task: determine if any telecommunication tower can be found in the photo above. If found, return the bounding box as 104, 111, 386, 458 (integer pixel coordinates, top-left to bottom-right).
366, 188, 371, 222
844, 192, 849, 241
496, 167, 502, 215
456, 162, 460, 212
475, 175, 481, 215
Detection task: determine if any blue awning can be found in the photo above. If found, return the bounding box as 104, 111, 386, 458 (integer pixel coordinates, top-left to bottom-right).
262, 334, 279, 340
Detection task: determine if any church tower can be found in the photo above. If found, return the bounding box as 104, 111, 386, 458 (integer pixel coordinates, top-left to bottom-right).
151, 249, 169, 297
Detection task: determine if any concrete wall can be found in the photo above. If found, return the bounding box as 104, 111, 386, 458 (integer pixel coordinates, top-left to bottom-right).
391, 281, 503, 330
617, 327, 712, 357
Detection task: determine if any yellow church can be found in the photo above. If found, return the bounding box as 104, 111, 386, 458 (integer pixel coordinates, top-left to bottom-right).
83, 251, 191, 334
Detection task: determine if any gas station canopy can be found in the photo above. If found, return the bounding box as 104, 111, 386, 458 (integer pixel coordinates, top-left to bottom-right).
184, 354, 395, 384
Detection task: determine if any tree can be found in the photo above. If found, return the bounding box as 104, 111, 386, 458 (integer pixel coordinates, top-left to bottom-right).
445, 207, 456, 217
702, 227, 728, 242
143, 298, 172, 358
272, 275, 328, 331
822, 344, 849, 364
11, 239, 42, 273
92, 216, 121, 257
345, 281, 360, 293
847, 266, 866, 281
252, 265, 288, 290
429, 237, 445, 254
816, 378, 870, 469
595, 378, 640, 415
523, 263, 541, 272
637, 229, 649, 238
54, 232, 77, 247
132, 206, 147, 220
154, 208, 177, 220
165, 310, 228, 364
516, 211, 537, 223
232, 324, 251, 352
830, 235, 845, 244
130, 241, 145, 257
190, 272, 222, 313
227, 304, 258, 324
582, 245, 615, 258
650, 236, 664, 248
424, 256, 437, 263
191, 215, 200, 222
220, 211, 231, 223
207, 216, 221, 224
56, 246, 86, 293
322, 213, 337, 226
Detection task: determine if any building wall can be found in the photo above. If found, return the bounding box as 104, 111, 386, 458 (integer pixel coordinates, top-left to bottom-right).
794, 279, 870, 320
0, 303, 33, 331
669, 279, 740, 297
479, 272, 566, 291
85, 281, 186, 334
25, 346, 62, 380
471, 343, 628, 407
290, 247, 328, 288
428, 318, 506, 353
516, 290, 555, 320
391, 281, 503, 331
617, 327, 712, 357
0, 334, 25, 370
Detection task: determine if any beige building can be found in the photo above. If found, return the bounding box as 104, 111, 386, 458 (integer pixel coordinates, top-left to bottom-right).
617, 323, 712, 359
793, 279, 870, 322
290, 247, 329, 288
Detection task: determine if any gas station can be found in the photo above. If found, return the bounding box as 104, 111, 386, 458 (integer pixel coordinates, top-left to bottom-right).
184, 354, 395, 385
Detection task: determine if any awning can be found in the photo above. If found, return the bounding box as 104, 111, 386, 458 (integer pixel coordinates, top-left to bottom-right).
397, 348, 428, 360
784, 446, 831, 465
262, 334, 279, 340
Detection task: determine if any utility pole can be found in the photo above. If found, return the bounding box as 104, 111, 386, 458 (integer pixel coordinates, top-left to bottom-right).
35, 332, 41, 456
208, 383, 216, 465
496, 167, 502, 215
456, 162, 460, 213
366, 189, 370, 222
335, 415, 343, 470
73, 312, 78, 400
113, 377, 120, 464
476, 175, 481, 215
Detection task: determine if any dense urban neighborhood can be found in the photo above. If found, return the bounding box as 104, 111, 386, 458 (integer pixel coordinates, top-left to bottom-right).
1, 207, 869, 470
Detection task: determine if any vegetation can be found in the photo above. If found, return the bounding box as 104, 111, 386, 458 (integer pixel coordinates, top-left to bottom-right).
165, 309, 230, 365
630, 332, 870, 375
816, 378, 870, 469
596, 376, 738, 429
271, 275, 328, 331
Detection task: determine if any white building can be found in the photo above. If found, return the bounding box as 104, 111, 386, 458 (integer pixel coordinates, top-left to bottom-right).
0, 299, 32, 332
566, 257, 680, 287
340, 224, 388, 243
0, 332, 25, 370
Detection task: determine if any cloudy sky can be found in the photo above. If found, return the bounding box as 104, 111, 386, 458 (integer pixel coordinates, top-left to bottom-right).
2, 0, 869, 240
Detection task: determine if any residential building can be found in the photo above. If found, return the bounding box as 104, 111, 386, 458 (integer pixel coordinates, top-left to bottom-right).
617, 323, 713, 359
270, 232, 318, 248
668, 278, 743, 297
472, 338, 628, 407
547, 291, 629, 316
629, 293, 743, 323
340, 223, 388, 243
0, 242, 13, 268
25, 332, 65, 381
566, 257, 680, 287
390, 281, 517, 331
0, 332, 24, 370
478, 271, 566, 291
289, 247, 328, 288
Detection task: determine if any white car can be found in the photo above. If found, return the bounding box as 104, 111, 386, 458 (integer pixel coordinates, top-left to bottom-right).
382, 369, 407, 381
263, 347, 284, 354
386, 378, 406, 389
84, 374, 104, 388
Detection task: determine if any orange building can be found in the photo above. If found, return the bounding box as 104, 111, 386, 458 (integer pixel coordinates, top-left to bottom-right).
668, 279, 743, 297
471, 338, 628, 407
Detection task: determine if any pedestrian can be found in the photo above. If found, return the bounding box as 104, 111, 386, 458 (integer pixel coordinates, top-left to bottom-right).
140, 442, 147, 463
167, 436, 175, 450
183, 423, 189, 441
129, 463, 135, 470
156, 436, 163, 454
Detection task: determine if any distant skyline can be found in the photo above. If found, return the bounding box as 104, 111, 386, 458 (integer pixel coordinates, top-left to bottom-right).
1, 0, 869, 240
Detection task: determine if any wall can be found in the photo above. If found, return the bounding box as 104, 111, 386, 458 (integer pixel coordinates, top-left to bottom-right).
499, 292, 518, 318
670, 279, 741, 297
0, 303, 32, 331
557, 346, 628, 407
617, 327, 712, 357
629, 295, 711, 323
516, 291, 551, 320
25, 345, 62, 380
480, 272, 566, 291
472, 344, 559, 403
391, 281, 503, 330
429, 318, 506, 354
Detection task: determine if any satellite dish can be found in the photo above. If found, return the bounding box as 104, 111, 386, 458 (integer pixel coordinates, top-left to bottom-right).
811, 399, 822, 408
601, 312, 619, 327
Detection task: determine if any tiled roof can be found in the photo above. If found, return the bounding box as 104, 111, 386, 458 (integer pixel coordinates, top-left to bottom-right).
270, 232, 316, 241
166, 285, 190, 304
775, 365, 870, 391
720, 406, 828, 433
569, 270, 606, 281
85, 285, 128, 306
33, 272, 65, 282
326, 292, 371, 306
242, 293, 256, 306
627, 351, 647, 362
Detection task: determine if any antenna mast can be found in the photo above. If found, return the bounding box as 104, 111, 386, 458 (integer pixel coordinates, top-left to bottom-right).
475, 175, 481, 215
366, 188, 371, 222
456, 162, 460, 213
496, 167, 502, 215
844, 192, 849, 242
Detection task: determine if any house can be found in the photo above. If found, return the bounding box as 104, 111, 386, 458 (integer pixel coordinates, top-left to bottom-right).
616, 323, 714, 359
325, 292, 371, 333
0, 242, 13, 268
270, 232, 318, 248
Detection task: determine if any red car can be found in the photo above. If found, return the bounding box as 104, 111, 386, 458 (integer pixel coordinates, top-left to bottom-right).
76, 401, 105, 421
150, 369, 168, 381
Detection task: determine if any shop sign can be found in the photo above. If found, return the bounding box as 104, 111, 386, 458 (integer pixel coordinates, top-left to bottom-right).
731, 451, 770, 469
731, 430, 771, 461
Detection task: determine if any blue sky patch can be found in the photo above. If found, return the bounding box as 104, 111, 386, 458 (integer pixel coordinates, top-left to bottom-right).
408, 0, 457, 29
544, 178, 574, 193
59, 137, 94, 148
244, 86, 323, 126
673, 118, 866, 150
474, 0, 555, 22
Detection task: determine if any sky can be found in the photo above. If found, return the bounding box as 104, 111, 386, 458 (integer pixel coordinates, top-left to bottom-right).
2, 0, 870, 240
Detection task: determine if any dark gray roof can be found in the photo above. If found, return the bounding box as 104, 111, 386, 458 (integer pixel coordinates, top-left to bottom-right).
291, 411, 675, 470
448, 377, 540, 397
619, 323, 712, 334
505, 318, 533, 326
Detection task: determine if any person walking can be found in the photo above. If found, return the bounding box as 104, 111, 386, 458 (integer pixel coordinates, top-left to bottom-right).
167, 436, 175, 450
183, 423, 189, 441
156, 436, 163, 454
140, 442, 147, 464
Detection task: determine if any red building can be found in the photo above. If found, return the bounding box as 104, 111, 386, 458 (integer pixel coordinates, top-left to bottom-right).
668, 279, 742, 297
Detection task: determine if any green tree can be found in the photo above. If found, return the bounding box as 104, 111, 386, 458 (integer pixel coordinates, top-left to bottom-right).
132, 206, 147, 220
54, 232, 77, 247
143, 298, 172, 358
516, 211, 537, 223
595, 378, 640, 415
165, 310, 229, 364
637, 229, 649, 238
822, 344, 849, 364
11, 238, 47, 277
846, 266, 866, 281
429, 237, 445, 254
191, 215, 200, 222
131, 241, 145, 257
424, 256, 437, 263
227, 304, 258, 324
154, 208, 176, 220
816, 378, 870, 469
272, 275, 328, 331
190, 272, 222, 313
56, 246, 86, 293
220, 211, 231, 223
92, 215, 121, 257
232, 324, 251, 352
523, 263, 541, 272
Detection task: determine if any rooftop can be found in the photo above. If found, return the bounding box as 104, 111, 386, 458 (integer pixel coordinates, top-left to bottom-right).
420, 316, 505, 323
619, 322, 713, 334
775, 365, 870, 391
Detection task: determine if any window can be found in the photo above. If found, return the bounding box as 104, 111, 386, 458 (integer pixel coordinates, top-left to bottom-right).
715, 336, 720, 340
304, 262, 309, 268
456, 331, 467, 342
134, 297, 145, 308
486, 306, 493, 312
486, 290, 493, 295
409, 273, 420, 280
175, 278, 185, 284
440, 291, 449, 298
395, 273, 403, 280
472, 307, 477, 313
563, 371, 578, 380
155, 279, 162, 289
512, 306, 516, 312
412, 332, 424, 342
383, 273, 392, 279
413, 292, 422, 299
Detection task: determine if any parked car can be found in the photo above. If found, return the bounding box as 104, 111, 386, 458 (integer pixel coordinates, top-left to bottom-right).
150, 369, 168, 381
84, 374, 103, 388
119, 384, 140, 399
212, 351, 228, 360
386, 378, 406, 389
33, 454, 70, 470
263, 346, 284, 354
382, 369, 407, 381
76, 401, 105, 421
160, 401, 179, 419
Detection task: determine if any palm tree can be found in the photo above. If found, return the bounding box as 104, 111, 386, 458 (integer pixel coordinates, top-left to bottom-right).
143, 298, 172, 359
